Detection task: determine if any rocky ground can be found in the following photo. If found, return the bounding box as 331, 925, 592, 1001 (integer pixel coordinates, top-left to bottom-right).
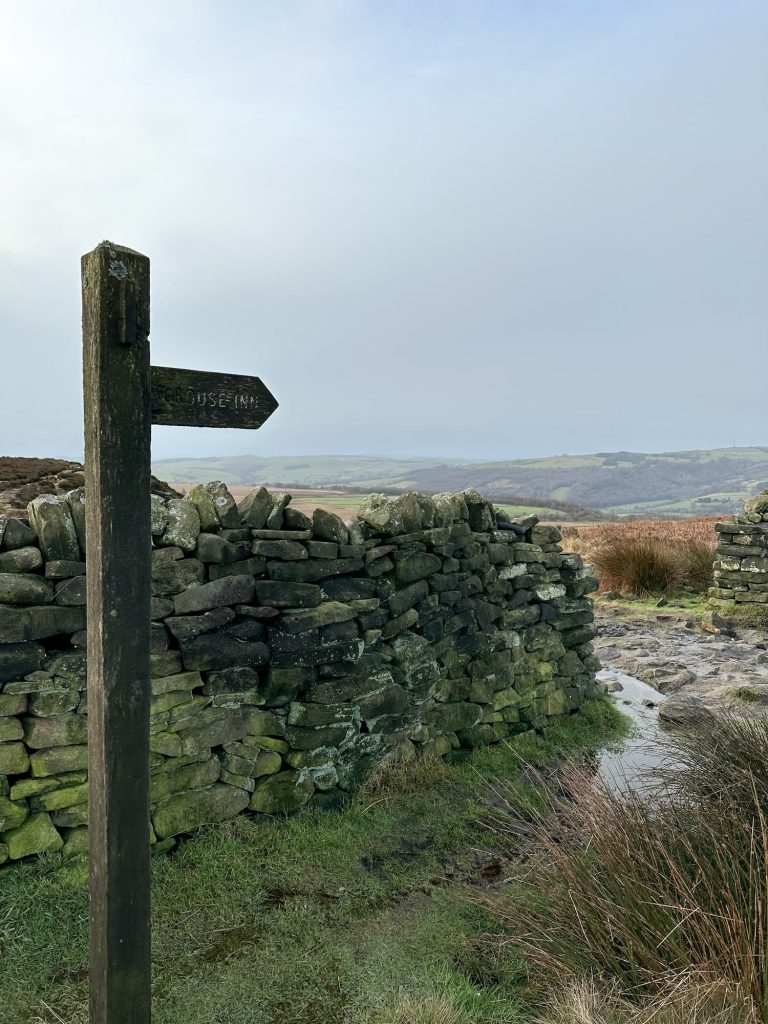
0, 457, 180, 516
594, 599, 768, 725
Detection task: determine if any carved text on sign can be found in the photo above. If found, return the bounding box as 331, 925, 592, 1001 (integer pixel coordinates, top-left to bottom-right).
156, 386, 264, 411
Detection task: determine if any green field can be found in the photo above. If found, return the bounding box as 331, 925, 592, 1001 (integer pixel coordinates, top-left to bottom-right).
154, 446, 768, 518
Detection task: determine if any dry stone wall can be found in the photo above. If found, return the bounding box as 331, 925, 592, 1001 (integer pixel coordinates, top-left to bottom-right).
0, 483, 600, 864
711, 489, 768, 609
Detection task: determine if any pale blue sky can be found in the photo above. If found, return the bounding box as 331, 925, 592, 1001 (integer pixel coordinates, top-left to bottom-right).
1, 1, 766, 461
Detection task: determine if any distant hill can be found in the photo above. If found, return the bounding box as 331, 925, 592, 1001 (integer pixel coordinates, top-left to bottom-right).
153, 447, 768, 518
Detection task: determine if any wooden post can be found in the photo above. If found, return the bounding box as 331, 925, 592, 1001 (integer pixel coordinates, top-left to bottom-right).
82, 242, 152, 1024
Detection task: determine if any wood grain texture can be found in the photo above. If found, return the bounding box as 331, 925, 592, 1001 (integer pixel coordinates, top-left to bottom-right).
82, 241, 152, 1024
151, 365, 278, 428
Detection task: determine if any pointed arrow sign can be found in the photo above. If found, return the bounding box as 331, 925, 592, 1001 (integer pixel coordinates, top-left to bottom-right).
151, 365, 279, 428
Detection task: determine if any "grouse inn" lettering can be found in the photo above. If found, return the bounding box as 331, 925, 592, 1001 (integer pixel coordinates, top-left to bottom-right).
157, 387, 261, 410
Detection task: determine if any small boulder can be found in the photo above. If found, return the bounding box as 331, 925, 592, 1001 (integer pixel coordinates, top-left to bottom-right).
238, 487, 271, 529
658, 696, 713, 729
158, 499, 201, 552
312, 508, 348, 545
27, 495, 80, 561
249, 770, 314, 814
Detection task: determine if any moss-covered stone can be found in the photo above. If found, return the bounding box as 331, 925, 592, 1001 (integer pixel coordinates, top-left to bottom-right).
22, 713, 87, 749
179, 634, 267, 672
0, 605, 86, 643
172, 574, 256, 616
0, 795, 29, 831
0, 692, 27, 716
151, 557, 206, 597
27, 688, 79, 717
249, 770, 314, 814
149, 756, 220, 802
223, 748, 282, 779
242, 734, 290, 753
426, 702, 483, 733
38, 781, 88, 811
2, 811, 63, 859
541, 688, 569, 716
152, 783, 249, 839
29, 744, 87, 777
1, 517, 36, 550
286, 701, 358, 728
0, 718, 23, 742
61, 826, 89, 859
0, 742, 29, 775
10, 771, 87, 800
422, 736, 453, 758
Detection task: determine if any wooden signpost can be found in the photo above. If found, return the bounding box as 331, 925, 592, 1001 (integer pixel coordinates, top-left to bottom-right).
82, 241, 278, 1024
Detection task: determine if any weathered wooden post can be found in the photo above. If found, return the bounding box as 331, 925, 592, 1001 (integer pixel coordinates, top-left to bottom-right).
82, 240, 278, 1022
82, 242, 152, 1024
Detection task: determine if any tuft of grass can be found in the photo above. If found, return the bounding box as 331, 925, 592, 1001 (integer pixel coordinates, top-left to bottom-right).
678, 540, 718, 592
568, 518, 718, 597
361, 754, 453, 804
592, 536, 681, 595
478, 714, 768, 1022
379, 991, 463, 1024
536, 979, 749, 1024
717, 604, 768, 630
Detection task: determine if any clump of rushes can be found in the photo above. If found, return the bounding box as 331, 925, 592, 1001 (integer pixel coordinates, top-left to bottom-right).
567, 517, 718, 597
478, 715, 768, 1023
677, 539, 719, 593
591, 536, 681, 595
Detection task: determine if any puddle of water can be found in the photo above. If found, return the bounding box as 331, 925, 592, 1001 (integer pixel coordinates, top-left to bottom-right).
596, 669, 670, 794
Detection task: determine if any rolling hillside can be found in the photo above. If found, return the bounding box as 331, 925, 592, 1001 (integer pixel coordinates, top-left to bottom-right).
153, 447, 768, 518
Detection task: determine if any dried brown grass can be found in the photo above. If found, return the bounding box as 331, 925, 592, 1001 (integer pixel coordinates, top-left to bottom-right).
564, 518, 719, 595
380, 992, 463, 1024
477, 714, 768, 1023
537, 978, 750, 1024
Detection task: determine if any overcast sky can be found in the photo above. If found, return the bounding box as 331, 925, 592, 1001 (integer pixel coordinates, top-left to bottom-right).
1, 1, 766, 463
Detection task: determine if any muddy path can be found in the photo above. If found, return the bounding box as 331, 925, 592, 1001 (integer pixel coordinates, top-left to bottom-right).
594, 601, 768, 724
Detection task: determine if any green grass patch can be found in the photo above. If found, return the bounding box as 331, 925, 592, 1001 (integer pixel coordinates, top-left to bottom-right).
0, 701, 626, 1024
713, 603, 768, 631
596, 592, 709, 614
495, 504, 569, 520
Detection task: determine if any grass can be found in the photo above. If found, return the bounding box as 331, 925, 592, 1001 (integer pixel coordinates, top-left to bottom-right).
494, 504, 571, 521
564, 518, 719, 597
715, 604, 768, 630
0, 701, 627, 1024
477, 714, 768, 1023
536, 979, 746, 1024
